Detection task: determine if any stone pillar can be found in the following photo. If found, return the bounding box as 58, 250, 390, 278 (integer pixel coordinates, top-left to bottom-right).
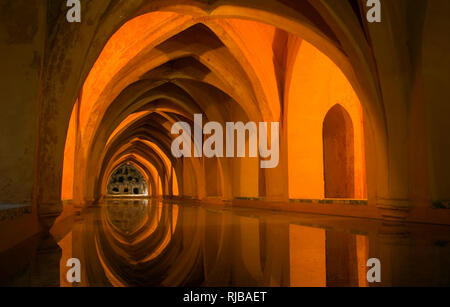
364, 2, 413, 221
0, 0, 47, 213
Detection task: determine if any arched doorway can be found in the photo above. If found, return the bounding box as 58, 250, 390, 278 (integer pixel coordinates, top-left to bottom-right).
323, 104, 355, 199
107, 164, 148, 196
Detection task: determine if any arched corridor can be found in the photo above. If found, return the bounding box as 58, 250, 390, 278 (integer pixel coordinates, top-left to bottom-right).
58, 10, 373, 211
0, 0, 450, 288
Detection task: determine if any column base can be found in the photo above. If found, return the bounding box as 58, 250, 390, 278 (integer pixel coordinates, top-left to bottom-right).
38, 201, 63, 231
376, 199, 411, 222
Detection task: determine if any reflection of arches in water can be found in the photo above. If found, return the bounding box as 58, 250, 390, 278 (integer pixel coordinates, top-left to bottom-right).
74, 201, 375, 287
105, 200, 149, 234
323, 105, 355, 198
85, 201, 192, 286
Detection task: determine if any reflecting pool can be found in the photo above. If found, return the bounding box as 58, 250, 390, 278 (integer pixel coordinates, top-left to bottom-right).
1, 200, 450, 287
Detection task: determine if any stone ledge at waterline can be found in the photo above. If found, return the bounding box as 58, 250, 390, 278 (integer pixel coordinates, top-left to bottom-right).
0, 204, 32, 222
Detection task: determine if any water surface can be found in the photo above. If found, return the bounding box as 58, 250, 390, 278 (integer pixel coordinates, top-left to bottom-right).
1, 200, 450, 287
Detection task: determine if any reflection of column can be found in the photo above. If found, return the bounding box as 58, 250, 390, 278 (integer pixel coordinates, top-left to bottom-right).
31, 234, 61, 287
239, 217, 263, 282
262, 222, 290, 286
71, 216, 87, 287
368, 224, 439, 287
356, 235, 369, 287
203, 211, 233, 286
229, 215, 256, 286
431, 240, 450, 287
370, 223, 416, 287
289, 225, 326, 287
326, 231, 359, 287
58, 231, 73, 287
0, 234, 40, 286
